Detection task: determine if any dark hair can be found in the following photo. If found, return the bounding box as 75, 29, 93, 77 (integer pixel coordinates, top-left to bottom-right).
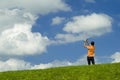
91, 41, 95, 46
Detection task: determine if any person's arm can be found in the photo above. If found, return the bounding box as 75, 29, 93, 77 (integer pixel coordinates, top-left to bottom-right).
86, 39, 90, 46
84, 41, 87, 48
84, 39, 90, 48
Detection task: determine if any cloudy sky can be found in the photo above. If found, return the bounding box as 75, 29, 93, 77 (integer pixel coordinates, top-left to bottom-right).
0, 0, 120, 72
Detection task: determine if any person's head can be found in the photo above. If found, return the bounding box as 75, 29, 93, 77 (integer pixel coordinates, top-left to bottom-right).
91, 41, 95, 46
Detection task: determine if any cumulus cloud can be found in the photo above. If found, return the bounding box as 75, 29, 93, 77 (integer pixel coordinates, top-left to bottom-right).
0, 9, 36, 32
0, 55, 90, 72
32, 60, 72, 69
0, 24, 49, 56
0, 0, 71, 31
54, 13, 113, 43
54, 33, 90, 44
0, 58, 31, 72
0, 0, 71, 32
52, 16, 66, 25
0, 0, 71, 15
0, 59, 72, 72
64, 13, 112, 33
0, 58, 72, 72
0, 0, 71, 56
111, 52, 120, 63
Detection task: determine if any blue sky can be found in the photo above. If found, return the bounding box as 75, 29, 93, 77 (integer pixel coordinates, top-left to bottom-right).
31, 0, 120, 63
0, 0, 120, 71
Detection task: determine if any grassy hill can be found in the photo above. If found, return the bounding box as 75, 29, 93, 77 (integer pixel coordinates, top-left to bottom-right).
0, 63, 120, 80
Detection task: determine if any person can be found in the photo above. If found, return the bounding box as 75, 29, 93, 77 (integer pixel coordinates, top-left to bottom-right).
84, 39, 95, 65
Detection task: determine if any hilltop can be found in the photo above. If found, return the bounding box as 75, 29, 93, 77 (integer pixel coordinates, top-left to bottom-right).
0, 63, 120, 80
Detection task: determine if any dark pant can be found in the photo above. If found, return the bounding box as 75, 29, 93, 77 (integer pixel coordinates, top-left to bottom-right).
87, 56, 95, 65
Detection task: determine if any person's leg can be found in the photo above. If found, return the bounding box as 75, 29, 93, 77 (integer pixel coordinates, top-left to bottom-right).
91, 57, 95, 65
87, 56, 91, 65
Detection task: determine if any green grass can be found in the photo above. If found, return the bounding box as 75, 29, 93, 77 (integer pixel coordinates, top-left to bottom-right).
0, 63, 120, 80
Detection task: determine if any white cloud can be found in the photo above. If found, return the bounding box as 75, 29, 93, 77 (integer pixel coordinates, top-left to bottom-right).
0, 58, 73, 72
52, 16, 66, 25
0, 58, 72, 72
0, 9, 37, 32
0, 10, 49, 56
0, 0, 71, 15
0, 24, 50, 56
54, 13, 113, 43
32, 60, 72, 69
0, 0, 71, 56
0, 0, 71, 31
54, 34, 85, 44
111, 52, 120, 63
64, 13, 112, 33
0, 58, 31, 72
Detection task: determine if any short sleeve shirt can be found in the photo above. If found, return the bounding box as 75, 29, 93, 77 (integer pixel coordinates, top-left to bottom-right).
86, 45, 95, 57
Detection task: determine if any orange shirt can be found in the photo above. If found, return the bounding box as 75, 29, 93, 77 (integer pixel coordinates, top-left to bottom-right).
86, 45, 95, 57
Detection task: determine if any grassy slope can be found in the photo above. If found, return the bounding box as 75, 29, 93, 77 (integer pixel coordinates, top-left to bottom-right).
0, 63, 120, 80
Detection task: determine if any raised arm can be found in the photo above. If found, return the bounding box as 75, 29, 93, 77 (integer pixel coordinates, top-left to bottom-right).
84, 41, 87, 48
86, 39, 90, 46
84, 39, 90, 48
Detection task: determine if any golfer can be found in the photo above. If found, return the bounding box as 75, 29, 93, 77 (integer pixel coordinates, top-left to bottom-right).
84, 40, 95, 65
